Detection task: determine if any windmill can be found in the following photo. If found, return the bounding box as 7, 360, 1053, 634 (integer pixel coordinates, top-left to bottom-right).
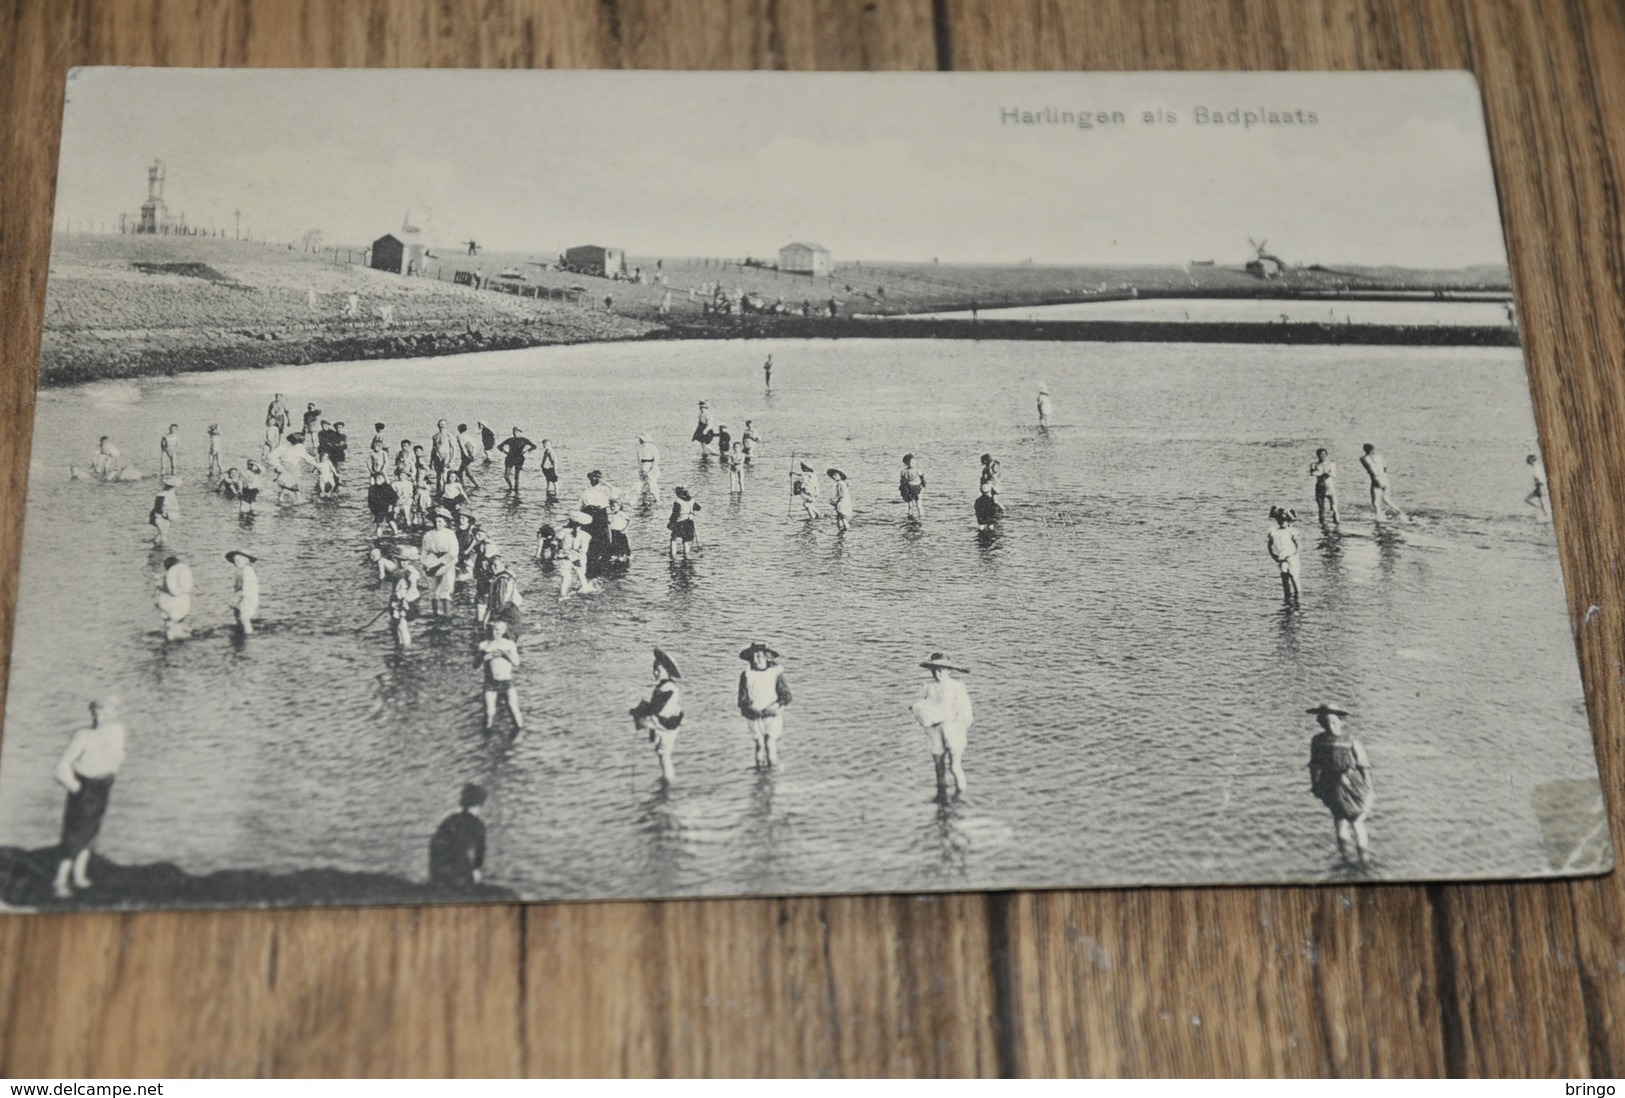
1246, 237, 1286, 279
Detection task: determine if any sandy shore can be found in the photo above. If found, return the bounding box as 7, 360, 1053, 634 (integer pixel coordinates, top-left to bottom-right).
0, 846, 516, 912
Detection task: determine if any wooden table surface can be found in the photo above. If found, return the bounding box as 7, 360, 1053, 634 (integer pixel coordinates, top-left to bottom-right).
2, 0, 1623, 1078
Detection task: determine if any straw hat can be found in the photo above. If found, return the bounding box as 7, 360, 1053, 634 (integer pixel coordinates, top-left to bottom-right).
920, 652, 969, 674
739, 641, 780, 662
826, 467, 847, 480
224, 550, 257, 564
797, 461, 814, 474
395, 546, 421, 561
653, 647, 682, 680
1306, 702, 1350, 717
161, 475, 181, 487
674, 487, 692, 501
569, 510, 592, 525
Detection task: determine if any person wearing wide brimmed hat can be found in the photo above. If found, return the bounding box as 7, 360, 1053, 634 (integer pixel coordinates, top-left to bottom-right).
1306, 702, 1372, 864
1267, 505, 1303, 607
667, 487, 703, 560
911, 653, 974, 795
420, 509, 461, 618
148, 475, 182, 547
559, 510, 597, 599
388, 545, 424, 648
691, 400, 716, 454
578, 471, 615, 580
480, 551, 525, 636
607, 510, 633, 567
632, 648, 686, 784
1036, 383, 1054, 429
738, 642, 793, 770
225, 550, 260, 636
826, 468, 854, 533
635, 433, 661, 500
790, 461, 822, 519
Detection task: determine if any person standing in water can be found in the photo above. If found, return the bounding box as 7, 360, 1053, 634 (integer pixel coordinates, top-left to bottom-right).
456, 423, 482, 490
156, 554, 194, 641
478, 421, 497, 464
636, 434, 661, 500
738, 641, 793, 770
692, 401, 716, 455
51, 696, 127, 899
1267, 506, 1303, 607
790, 461, 821, 519
827, 468, 853, 533
1036, 385, 1054, 429
227, 550, 259, 636
206, 424, 223, 479
898, 454, 926, 520
1310, 448, 1340, 527
420, 511, 460, 618
431, 419, 458, 493
388, 546, 422, 647
974, 483, 1002, 530
240, 461, 264, 518
265, 394, 290, 448
476, 620, 525, 736
159, 424, 180, 476
763, 354, 773, 391
89, 436, 122, 480
668, 487, 701, 560
428, 783, 487, 889
632, 648, 685, 785
741, 421, 761, 463
149, 475, 180, 547
537, 439, 559, 502
1525, 453, 1549, 519
497, 428, 536, 493
726, 442, 746, 495
1306, 702, 1373, 865
911, 653, 973, 796
1360, 443, 1407, 522
979, 453, 1002, 494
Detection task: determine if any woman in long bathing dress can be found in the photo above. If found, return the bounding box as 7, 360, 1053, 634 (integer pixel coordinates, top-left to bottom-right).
1306, 702, 1374, 865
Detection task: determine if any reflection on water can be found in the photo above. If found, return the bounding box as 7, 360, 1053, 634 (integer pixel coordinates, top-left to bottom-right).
0, 338, 1600, 897
911, 296, 1514, 326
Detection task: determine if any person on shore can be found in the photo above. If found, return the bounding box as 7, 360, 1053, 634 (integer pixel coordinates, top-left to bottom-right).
1267, 506, 1303, 607
89, 436, 123, 481
727, 442, 746, 495
975, 483, 1002, 530
899, 453, 926, 520
265, 394, 290, 448
1310, 448, 1339, 527
790, 461, 821, 519
476, 621, 525, 736
607, 512, 632, 570
482, 553, 525, 635
1525, 453, 1549, 519
1037, 385, 1053, 429
456, 423, 482, 490
741, 421, 761, 463
560, 511, 595, 598
1360, 443, 1407, 522
428, 783, 487, 889
149, 475, 180, 547
156, 554, 194, 641
692, 401, 716, 455
1306, 702, 1373, 865
632, 648, 685, 784
579, 471, 614, 580
763, 354, 773, 391
225, 550, 260, 635
533, 523, 562, 568
538, 439, 559, 501
738, 641, 793, 770
432, 419, 458, 493
828, 468, 853, 533
206, 424, 223, 479
51, 696, 127, 899
159, 424, 180, 476
388, 546, 422, 647
240, 461, 264, 518
979, 453, 1002, 494
636, 434, 661, 499
497, 428, 536, 493
478, 421, 497, 464
420, 511, 460, 618
911, 653, 973, 796
668, 487, 701, 560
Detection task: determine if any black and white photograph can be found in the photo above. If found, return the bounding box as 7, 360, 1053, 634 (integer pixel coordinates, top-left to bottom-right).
0, 67, 1607, 911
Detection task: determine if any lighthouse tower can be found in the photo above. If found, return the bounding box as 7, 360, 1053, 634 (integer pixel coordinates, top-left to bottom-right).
138, 160, 167, 234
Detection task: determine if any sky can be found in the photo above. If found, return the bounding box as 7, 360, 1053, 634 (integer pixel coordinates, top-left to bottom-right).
53, 68, 1510, 268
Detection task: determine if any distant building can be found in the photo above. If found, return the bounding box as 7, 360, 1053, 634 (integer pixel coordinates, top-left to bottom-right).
138, 161, 168, 234
563, 245, 626, 278
779, 242, 833, 277
371, 218, 433, 275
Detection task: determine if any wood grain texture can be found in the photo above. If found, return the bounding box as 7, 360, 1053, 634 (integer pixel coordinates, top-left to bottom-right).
0, 0, 1622, 1077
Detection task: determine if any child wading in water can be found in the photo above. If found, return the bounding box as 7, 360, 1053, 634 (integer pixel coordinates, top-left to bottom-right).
668, 487, 702, 559
1267, 506, 1303, 607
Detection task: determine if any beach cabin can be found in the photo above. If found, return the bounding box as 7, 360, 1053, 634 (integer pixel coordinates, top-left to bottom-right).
564, 245, 626, 279
370, 227, 433, 276
779, 242, 833, 277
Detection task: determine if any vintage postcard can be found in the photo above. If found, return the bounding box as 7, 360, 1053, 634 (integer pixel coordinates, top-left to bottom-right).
0, 69, 1608, 911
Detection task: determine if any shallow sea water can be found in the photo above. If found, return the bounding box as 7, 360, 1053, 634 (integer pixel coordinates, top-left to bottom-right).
0, 337, 1602, 899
